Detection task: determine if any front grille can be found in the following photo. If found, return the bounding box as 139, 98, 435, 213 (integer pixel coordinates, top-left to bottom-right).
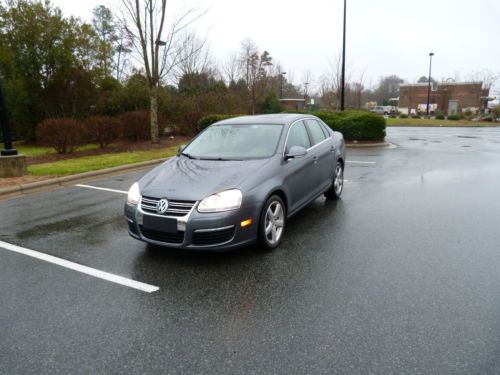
140, 196, 196, 217
139, 226, 184, 244
192, 226, 235, 246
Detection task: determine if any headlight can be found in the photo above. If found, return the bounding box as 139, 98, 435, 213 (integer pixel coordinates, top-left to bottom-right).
127, 182, 140, 205
198, 189, 242, 213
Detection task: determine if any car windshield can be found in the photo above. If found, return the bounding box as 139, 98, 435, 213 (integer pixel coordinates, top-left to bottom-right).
182, 124, 283, 160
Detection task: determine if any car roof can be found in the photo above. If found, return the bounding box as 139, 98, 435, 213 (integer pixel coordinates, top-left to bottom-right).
215, 113, 314, 126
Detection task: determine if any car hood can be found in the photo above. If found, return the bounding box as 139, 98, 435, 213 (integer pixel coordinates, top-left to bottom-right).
139, 156, 271, 201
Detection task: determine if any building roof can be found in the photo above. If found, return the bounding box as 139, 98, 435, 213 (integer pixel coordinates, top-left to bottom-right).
400, 81, 483, 88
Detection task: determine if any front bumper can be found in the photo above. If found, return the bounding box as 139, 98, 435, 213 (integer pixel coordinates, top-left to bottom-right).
124, 201, 260, 250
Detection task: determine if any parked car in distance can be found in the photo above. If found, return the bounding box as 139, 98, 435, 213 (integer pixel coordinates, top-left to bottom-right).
124, 114, 346, 251
370, 106, 392, 115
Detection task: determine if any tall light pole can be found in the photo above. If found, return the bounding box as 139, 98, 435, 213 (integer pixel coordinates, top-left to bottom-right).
280, 71, 287, 99
426, 52, 434, 116
340, 0, 347, 111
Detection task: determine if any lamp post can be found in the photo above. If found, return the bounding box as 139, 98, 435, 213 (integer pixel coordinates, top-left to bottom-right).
340, 0, 347, 111
280, 71, 287, 99
0, 79, 17, 156
426, 52, 434, 116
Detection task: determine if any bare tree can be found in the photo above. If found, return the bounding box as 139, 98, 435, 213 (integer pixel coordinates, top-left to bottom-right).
465, 69, 498, 90
115, 23, 132, 82
120, 0, 206, 142
222, 52, 240, 85
238, 39, 273, 114
172, 31, 211, 83
351, 70, 365, 109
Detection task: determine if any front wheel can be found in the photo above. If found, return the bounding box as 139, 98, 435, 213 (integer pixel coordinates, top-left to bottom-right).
324, 161, 344, 199
259, 195, 286, 250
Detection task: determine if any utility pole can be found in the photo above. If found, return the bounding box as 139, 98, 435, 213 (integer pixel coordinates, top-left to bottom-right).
340, 0, 347, 111
426, 52, 434, 116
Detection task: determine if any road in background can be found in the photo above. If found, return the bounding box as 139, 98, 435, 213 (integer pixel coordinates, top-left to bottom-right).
1, 127, 500, 374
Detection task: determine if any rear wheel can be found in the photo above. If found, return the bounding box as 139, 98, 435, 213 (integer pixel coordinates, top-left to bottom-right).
324, 161, 344, 199
259, 195, 286, 250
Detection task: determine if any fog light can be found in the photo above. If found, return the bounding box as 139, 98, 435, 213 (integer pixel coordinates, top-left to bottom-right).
240, 219, 252, 228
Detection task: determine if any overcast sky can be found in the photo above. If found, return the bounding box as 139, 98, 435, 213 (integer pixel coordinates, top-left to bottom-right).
52, 0, 500, 92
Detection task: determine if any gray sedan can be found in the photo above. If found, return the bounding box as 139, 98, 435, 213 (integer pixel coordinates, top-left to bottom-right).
124, 113, 346, 250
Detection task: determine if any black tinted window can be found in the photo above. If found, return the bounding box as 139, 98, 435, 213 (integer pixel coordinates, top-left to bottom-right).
305, 119, 326, 145
286, 121, 310, 152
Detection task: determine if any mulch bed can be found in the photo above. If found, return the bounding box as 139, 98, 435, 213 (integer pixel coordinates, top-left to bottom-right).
26, 136, 191, 165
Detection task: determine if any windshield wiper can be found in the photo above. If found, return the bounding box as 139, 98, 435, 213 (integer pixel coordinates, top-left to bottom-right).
180, 152, 198, 159
198, 157, 243, 161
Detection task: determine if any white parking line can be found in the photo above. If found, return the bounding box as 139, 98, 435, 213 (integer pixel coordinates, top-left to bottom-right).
75, 184, 128, 195
0, 240, 159, 293
346, 161, 376, 164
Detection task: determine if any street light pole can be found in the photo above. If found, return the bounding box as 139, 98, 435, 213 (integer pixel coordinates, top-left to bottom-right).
340, 0, 347, 111
280, 71, 287, 99
426, 52, 434, 116
0, 79, 17, 156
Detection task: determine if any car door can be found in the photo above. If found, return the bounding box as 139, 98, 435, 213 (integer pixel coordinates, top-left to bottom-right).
304, 119, 334, 193
283, 120, 317, 213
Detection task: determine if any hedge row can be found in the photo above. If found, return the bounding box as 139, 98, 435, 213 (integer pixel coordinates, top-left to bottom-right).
197, 111, 386, 141
36, 110, 156, 154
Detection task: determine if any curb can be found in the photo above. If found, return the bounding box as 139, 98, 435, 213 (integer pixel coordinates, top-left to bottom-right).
0, 158, 167, 200
346, 141, 391, 148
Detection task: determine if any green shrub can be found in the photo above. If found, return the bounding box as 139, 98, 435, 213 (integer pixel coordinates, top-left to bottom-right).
315, 110, 386, 141
84, 116, 123, 148
197, 114, 239, 131
389, 114, 397, 118
400, 114, 408, 119
447, 114, 461, 121
36, 118, 87, 154
435, 111, 445, 120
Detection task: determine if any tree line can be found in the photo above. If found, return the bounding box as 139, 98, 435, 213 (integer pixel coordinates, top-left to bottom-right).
1, 1, 497, 142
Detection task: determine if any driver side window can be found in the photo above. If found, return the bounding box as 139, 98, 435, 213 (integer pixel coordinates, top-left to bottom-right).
286, 121, 311, 153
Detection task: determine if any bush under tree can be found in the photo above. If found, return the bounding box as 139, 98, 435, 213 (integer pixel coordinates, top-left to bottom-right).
36, 118, 87, 154
84, 116, 123, 148
120, 110, 151, 141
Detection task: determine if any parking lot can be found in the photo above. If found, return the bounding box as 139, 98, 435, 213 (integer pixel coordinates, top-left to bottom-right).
1, 126, 500, 374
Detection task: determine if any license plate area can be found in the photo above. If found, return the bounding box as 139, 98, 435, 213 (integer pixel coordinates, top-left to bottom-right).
143, 215, 178, 233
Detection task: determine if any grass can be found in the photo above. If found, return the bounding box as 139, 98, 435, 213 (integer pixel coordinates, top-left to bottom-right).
28, 145, 179, 176
15, 142, 100, 156
387, 118, 498, 127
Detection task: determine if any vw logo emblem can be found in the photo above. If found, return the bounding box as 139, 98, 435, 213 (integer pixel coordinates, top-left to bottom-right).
156, 199, 169, 214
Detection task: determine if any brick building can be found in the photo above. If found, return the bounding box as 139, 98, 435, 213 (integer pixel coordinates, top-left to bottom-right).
399, 82, 488, 115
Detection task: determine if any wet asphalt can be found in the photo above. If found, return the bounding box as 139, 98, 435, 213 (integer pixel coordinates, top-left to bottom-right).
1, 127, 500, 374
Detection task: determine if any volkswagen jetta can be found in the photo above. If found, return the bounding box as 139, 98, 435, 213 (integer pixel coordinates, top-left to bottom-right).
124, 114, 345, 250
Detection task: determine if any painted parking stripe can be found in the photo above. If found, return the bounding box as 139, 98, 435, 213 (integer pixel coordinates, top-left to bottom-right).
346, 161, 376, 164
0, 240, 159, 293
75, 184, 128, 195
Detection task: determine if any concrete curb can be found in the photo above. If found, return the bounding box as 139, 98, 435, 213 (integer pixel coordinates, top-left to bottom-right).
0, 158, 166, 200
346, 141, 391, 148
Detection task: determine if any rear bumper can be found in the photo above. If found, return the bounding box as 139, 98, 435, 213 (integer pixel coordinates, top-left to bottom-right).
124, 201, 260, 250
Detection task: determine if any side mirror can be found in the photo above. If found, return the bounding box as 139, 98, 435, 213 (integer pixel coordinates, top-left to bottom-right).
285, 145, 307, 160
177, 144, 186, 156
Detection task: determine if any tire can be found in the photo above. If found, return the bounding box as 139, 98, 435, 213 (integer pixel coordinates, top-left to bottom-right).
324, 161, 344, 199
259, 195, 286, 250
